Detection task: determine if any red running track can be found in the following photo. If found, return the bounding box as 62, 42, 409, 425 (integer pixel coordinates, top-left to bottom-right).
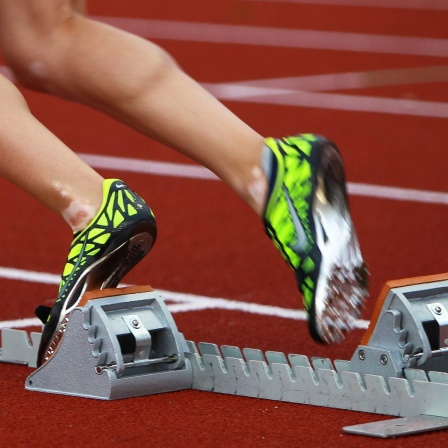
1, 1, 448, 446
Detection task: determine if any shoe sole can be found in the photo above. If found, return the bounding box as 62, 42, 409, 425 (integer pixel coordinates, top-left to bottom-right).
308, 141, 369, 344
40, 230, 155, 364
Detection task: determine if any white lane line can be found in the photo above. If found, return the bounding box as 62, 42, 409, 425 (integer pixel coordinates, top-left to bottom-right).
95, 17, 448, 58
158, 288, 312, 320
209, 87, 448, 120
3, 63, 447, 119
0, 267, 60, 285
206, 66, 448, 93
78, 153, 448, 206
241, 0, 448, 11
0, 266, 370, 330
347, 183, 448, 205
79, 153, 218, 180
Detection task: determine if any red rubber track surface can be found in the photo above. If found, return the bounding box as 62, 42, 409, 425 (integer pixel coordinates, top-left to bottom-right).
1, 1, 448, 446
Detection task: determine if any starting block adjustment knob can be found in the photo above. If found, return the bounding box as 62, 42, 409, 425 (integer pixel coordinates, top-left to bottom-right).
25, 286, 193, 400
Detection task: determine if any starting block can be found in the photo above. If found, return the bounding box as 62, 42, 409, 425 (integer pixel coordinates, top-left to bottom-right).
8, 286, 193, 399
350, 273, 448, 379
3, 275, 448, 437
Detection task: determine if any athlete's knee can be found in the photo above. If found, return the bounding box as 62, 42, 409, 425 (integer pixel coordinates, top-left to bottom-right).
3, 49, 50, 92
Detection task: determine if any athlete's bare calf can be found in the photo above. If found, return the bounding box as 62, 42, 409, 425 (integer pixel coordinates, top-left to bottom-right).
0, 0, 268, 214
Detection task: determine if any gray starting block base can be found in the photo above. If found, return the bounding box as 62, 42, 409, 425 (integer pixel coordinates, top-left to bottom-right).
24, 288, 192, 400
3, 275, 448, 436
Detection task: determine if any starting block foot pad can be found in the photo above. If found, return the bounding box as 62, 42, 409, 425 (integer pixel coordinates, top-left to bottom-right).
350, 272, 448, 379
25, 286, 193, 400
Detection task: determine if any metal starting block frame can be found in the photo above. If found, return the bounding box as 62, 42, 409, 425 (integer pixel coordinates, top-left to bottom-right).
180, 273, 448, 437
3, 275, 448, 436
2, 286, 193, 400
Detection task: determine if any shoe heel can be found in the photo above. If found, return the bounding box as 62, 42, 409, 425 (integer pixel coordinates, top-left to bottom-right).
62, 229, 154, 314
318, 143, 348, 211
311, 142, 370, 343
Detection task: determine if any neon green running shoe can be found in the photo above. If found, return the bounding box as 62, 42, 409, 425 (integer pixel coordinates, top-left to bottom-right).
263, 134, 368, 343
36, 179, 157, 366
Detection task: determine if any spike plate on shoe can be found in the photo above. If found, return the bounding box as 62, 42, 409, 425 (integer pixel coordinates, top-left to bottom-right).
310, 141, 369, 344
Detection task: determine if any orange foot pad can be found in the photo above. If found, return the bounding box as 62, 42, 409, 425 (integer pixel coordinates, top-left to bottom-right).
78, 284, 154, 307
361, 272, 448, 346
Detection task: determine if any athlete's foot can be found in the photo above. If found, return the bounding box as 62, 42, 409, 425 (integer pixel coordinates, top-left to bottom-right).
36, 179, 157, 366
262, 134, 369, 343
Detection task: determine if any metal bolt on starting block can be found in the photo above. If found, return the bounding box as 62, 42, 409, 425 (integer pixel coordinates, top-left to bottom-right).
24, 286, 193, 399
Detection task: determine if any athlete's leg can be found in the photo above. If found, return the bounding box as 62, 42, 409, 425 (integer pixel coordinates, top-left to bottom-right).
0, 0, 267, 213
0, 74, 103, 228
0, 74, 157, 363
0, 1, 368, 344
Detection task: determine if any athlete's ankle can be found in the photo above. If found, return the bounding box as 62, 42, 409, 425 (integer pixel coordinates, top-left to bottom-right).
49, 175, 104, 233
244, 164, 268, 216
62, 200, 100, 233
233, 141, 270, 216
57, 182, 104, 233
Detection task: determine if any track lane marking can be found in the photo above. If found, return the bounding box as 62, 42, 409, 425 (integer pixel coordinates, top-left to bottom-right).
78, 153, 448, 206
206, 85, 448, 119
206, 66, 448, 92
3, 63, 447, 119
0, 266, 369, 330
80, 153, 218, 180
94, 17, 448, 58
241, 0, 448, 11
